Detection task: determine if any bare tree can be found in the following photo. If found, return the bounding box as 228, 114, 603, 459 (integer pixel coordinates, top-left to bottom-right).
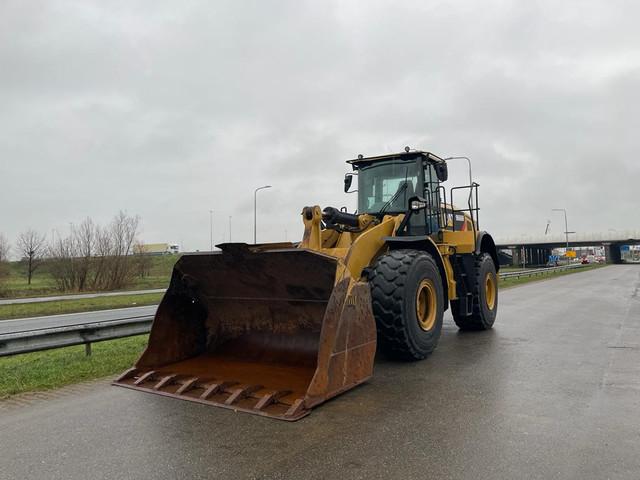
105, 211, 140, 290
134, 241, 153, 279
48, 212, 142, 292
48, 219, 95, 292
0, 233, 10, 262
75, 218, 95, 290
17, 229, 47, 285
48, 233, 79, 291
0, 234, 10, 295
90, 224, 112, 290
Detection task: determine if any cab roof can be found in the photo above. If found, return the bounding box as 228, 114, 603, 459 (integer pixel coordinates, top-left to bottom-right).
346, 150, 445, 169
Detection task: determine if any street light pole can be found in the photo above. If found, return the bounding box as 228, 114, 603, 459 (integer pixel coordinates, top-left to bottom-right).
552, 208, 569, 263
254, 185, 272, 244
209, 210, 213, 251
228, 216, 232, 242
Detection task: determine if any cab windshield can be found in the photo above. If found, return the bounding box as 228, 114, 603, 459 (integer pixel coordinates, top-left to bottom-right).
357, 160, 419, 214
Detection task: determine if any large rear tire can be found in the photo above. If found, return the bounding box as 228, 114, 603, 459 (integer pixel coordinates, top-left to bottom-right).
369, 249, 444, 361
452, 253, 498, 331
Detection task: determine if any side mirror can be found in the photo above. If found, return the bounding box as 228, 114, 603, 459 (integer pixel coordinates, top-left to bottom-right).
434, 162, 448, 182
344, 174, 354, 193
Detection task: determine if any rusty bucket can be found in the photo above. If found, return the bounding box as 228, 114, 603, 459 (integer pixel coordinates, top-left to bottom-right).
113, 244, 377, 420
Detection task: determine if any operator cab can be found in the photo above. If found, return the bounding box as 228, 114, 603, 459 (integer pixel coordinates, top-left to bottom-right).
345, 149, 449, 236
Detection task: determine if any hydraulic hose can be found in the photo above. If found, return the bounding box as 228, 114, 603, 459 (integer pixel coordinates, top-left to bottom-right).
322, 207, 360, 228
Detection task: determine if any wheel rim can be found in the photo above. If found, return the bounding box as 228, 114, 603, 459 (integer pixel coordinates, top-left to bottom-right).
416, 279, 437, 331
485, 273, 496, 310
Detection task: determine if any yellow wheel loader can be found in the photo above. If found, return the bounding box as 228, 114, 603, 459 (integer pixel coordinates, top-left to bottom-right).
114, 149, 500, 420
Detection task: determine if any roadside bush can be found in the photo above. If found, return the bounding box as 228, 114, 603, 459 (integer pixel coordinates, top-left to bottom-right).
0, 234, 10, 296
0, 261, 9, 297
133, 242, 153, 279
48, 212, 141, 292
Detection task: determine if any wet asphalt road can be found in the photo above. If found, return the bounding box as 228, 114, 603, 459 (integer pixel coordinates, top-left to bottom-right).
1, 265, 639, 480
0, 305, 157, 335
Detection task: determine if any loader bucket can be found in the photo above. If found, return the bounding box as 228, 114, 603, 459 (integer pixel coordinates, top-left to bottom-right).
114, 244, 377, 420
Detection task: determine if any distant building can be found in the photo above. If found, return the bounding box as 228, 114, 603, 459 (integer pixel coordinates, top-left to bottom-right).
135, 243, 180, 255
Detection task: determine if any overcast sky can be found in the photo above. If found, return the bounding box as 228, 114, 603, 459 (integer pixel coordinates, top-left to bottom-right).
1, 0, 638, 252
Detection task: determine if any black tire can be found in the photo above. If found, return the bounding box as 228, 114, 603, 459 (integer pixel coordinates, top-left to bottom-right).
369, 249, 444, 361
452, 253, 498, 331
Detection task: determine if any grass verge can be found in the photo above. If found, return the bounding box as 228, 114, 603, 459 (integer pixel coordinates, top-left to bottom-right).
0, 292, 163, 320
0, 335, 148, 399
499, 263, 606, 289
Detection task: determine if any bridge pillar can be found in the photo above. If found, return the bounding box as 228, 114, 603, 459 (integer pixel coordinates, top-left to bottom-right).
511, 247, 522, 267
529, 247, 537, 266
604, 243, 622, 264
505, 246, 567, 267
520, 246, 551, 267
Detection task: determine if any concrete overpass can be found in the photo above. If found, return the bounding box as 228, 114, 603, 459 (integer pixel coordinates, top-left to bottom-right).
494, 229, 640, 265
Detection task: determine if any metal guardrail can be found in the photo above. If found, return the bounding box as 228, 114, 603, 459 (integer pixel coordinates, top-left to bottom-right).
0, 264, 593, 358
0, 316, 153, 357
499, 263, 587, 280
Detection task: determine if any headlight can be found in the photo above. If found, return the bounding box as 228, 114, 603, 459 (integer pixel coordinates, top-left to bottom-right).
410, 200, 428, 211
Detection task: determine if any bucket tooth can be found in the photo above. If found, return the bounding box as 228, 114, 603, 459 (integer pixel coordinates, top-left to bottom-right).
224, 385, 263, 406
153, 375, 177, 391
133, 370, 156, 385
284, 398, 306, 418
175, 377, 199, 395
115, 367, 138, 383
254, 390, 292, 411
200, 381, 237, 400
